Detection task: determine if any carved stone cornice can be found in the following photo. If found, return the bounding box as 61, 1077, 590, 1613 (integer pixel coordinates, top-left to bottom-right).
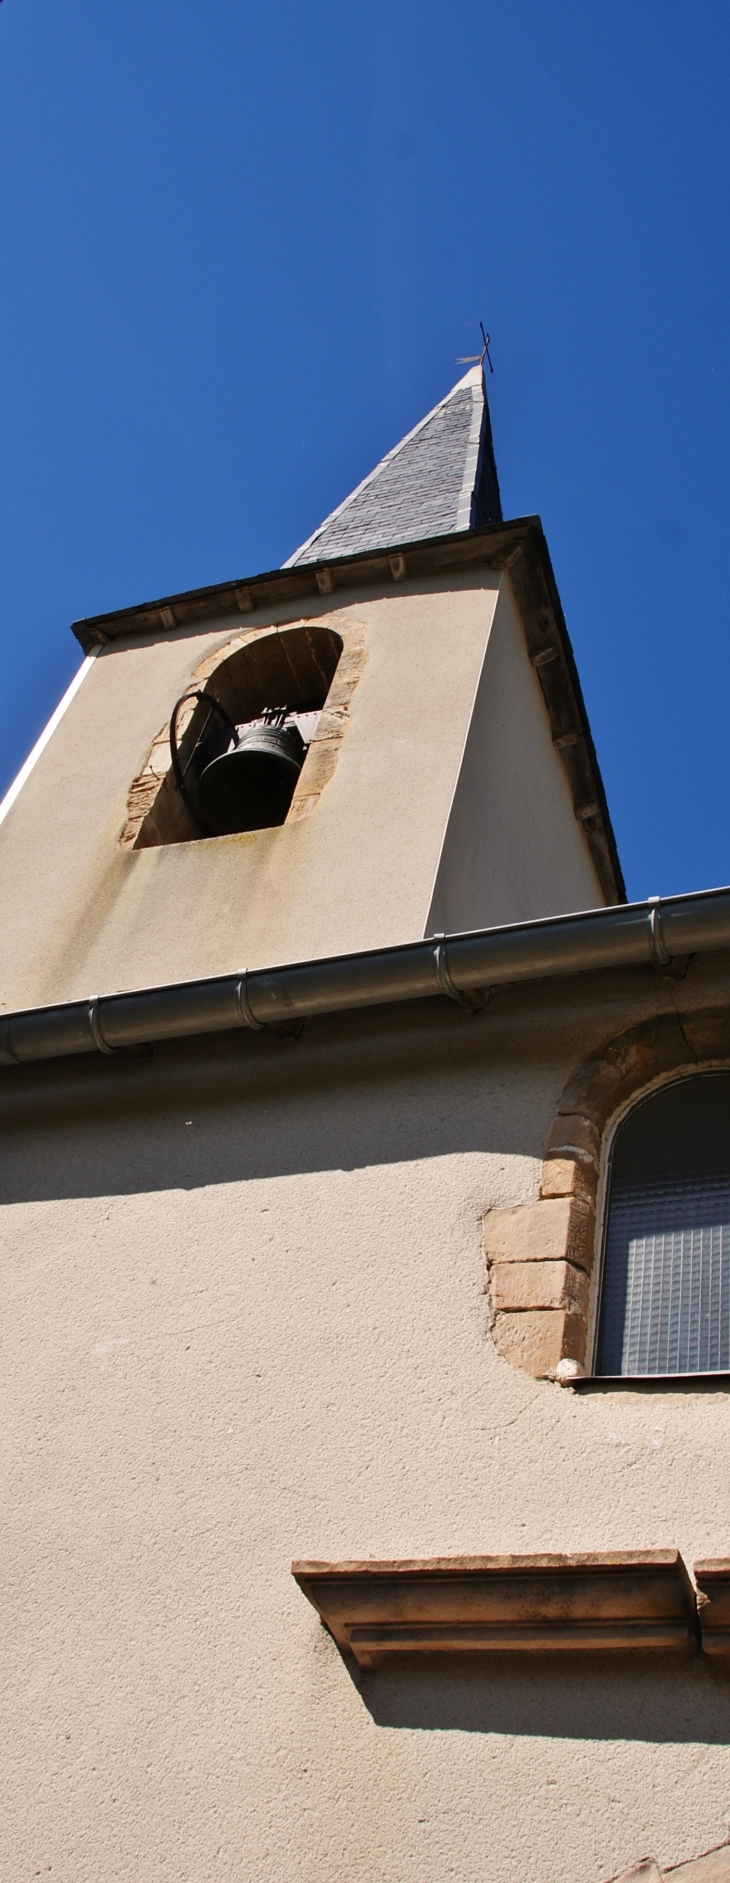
292, 1551, 697, 1669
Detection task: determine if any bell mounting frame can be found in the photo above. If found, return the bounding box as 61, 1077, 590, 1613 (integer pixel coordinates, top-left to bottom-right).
169, 689, 236, 837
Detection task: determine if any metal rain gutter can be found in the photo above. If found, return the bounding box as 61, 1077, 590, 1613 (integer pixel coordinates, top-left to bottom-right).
2, 886, 730, 1070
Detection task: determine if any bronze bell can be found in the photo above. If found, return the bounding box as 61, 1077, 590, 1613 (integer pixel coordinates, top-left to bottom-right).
195, 720, 305, 835
169, 693, 316, 837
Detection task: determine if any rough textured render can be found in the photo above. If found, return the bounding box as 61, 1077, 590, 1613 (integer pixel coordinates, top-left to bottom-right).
5, 953, 730, 1880
284, 364, 502, 566
424, 572, 604, 935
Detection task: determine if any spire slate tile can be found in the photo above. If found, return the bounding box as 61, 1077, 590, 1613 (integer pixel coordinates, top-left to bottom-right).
285, 365, 502, 567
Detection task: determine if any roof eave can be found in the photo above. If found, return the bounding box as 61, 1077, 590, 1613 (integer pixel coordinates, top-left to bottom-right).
71, 517, 533, 650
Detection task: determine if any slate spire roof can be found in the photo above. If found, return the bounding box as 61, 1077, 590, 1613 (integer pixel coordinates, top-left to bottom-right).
284, 364, 502, 567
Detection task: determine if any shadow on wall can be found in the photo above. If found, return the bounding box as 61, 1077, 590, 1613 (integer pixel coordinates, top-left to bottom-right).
345, 1646, 730, 1744
0, 996, 556, 1203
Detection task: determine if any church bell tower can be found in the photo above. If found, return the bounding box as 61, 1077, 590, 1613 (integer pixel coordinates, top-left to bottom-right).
0, 363, 622, 1018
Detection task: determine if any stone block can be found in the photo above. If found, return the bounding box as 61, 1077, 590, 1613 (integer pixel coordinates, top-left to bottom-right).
540, 1155, 596, 1206
492, 1308, 586, 1377
286, 794, 317, 822
545, 1111, 601, 1167
297, 739, 338, 792
680, 1008, 730, 1064
558, 1017, 692, 1131
558, 1037, 658, 1126
326, 677, 360, 713
489, 1259, 589, 1315
328, 647, 367, 687
484, 1196, 595, 1273
195, 635, 245, 683
149, 740, 171, 777
314, 705, 350, 741
667, 1844, 730, 1883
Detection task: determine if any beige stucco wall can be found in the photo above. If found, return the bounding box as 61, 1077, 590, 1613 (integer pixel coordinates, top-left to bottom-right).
426, 574, 603, 934
2, 951, 730, 1883
0, 575, 497, 1009
0, 567, 603, 1013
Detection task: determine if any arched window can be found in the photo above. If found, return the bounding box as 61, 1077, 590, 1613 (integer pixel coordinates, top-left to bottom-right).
596, 1072, 730, 1377
128, 622, 344, 849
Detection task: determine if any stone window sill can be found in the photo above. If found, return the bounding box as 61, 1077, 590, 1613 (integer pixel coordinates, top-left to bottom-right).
568, 1374, 730, 1392
292, 1551, 697, 1668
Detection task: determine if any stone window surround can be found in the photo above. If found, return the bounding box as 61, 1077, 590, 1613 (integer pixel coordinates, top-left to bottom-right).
484, 1008, 730, 1380
121, 612, 368, 849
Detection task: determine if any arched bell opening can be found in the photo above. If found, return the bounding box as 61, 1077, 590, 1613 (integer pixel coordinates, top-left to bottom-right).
133, 623, 343, 847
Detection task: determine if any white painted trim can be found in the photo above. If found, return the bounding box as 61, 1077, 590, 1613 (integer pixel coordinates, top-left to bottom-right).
0, 649, 99, 831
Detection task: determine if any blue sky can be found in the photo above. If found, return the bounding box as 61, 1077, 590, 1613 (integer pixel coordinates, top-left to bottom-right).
0, 0, 729, 902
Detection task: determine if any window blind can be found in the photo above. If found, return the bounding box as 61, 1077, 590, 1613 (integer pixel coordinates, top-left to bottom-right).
596, 1072, 730, 1376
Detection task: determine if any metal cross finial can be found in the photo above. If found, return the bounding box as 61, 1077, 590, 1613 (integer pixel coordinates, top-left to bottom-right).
456, 321, 494, 373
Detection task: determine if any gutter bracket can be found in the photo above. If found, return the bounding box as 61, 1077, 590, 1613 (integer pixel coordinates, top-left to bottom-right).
236, 973, 266, 1032
88, 1001, 117, 1055
0, 1019, 19, 1066
433, 940, 488, 1014
647, 897, 672, 970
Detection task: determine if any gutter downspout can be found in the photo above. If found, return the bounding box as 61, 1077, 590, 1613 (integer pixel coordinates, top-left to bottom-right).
1, 887, 729, 1070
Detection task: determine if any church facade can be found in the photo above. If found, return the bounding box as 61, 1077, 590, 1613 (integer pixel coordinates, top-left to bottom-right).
1, 367, 730, 1883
